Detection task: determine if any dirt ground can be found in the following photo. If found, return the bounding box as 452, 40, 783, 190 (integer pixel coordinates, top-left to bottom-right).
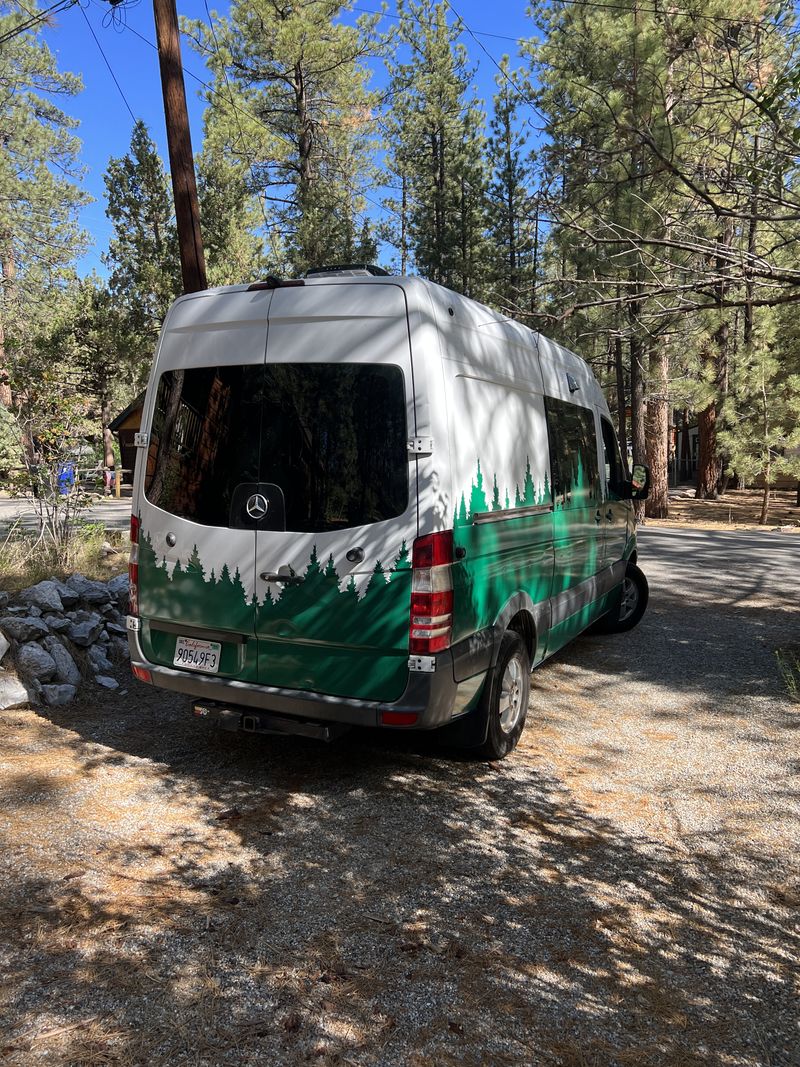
0, 527, 798, 1066
656, 487, 800, 530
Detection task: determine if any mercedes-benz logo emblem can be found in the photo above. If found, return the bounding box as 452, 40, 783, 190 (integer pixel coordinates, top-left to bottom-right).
245, 493, 269, 521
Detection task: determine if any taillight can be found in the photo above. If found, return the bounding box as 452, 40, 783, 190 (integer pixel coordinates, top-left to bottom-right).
409, 531, 454, 654
129, 515, 140, 616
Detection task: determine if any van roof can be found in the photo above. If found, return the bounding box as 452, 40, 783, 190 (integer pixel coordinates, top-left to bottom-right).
174, 273, 537, 339
168, 276, 603, 408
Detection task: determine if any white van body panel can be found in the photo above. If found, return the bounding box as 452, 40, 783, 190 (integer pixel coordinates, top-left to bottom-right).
128, 274, 639, 735
254, 282, 418, 594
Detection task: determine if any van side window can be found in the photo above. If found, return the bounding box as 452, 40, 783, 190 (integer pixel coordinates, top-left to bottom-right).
600, 417, 626, 499
144, 363, 409, 532
544, 398, 600, 505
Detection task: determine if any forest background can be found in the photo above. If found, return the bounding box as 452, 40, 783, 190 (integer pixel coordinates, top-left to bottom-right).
1, 0, 800, 526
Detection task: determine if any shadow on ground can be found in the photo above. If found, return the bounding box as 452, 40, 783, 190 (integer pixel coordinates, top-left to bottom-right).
1, 527, 798, 1065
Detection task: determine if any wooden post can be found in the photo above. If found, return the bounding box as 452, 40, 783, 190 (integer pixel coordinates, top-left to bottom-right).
152, 0, 207, 294
115, 469, 122, 498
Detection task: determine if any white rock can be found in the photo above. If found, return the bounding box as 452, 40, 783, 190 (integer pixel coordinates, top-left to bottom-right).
0, 631, 9, 664
96, 675, 119, 689
0, 669, 28, 710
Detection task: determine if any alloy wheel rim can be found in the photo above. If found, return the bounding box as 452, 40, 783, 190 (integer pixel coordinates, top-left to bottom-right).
619, 576, 639, 621
498, 654, 525, 734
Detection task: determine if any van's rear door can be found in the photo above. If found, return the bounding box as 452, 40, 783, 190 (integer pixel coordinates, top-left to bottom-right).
136, 289, 271, 682
253, 282, 418, 703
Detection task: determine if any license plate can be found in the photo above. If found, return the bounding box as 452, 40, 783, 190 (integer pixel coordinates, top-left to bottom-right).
173, 636, 222, 674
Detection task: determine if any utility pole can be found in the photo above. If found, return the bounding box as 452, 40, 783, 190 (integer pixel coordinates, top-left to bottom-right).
151, 0, 207, 293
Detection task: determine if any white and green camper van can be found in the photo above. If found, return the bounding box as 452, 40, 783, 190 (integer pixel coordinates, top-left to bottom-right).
127, 269, 650, 759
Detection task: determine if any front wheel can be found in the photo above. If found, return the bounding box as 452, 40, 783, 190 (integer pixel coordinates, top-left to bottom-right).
595, 562, 649, 634
476, 631, 531, 760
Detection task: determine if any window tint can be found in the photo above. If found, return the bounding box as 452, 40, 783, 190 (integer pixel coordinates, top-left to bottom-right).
545, 398, 600, 506
600, 418, 626, 499
145, 366, 262, 528
144, 363, 409, 532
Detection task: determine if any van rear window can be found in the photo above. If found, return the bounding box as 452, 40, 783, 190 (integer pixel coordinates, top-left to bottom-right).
144, 363, 409, 532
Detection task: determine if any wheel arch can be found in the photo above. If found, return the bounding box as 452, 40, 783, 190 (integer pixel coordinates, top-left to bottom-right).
492, 592, 541, 665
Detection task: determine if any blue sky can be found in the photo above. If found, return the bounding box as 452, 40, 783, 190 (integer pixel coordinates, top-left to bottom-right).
40, 0, 538, 277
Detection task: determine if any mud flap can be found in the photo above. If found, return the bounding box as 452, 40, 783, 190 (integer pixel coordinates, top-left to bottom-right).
434, 688, 490, 749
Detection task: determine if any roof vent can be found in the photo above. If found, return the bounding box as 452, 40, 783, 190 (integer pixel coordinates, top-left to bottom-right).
304, 263, 391, 278
247, 276, 305, 291
566, 373, 580, 393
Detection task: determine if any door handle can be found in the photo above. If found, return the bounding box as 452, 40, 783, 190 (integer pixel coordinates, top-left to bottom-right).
260, 571, 304, 586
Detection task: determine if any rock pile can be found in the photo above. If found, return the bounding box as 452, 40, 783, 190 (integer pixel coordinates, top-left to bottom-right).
0, 574, 130, 710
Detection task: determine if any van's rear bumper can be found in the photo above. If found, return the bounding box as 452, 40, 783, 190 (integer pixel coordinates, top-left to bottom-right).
127, 622, 491, 731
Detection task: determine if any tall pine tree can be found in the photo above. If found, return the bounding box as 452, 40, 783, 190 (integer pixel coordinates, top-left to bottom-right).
383, 0, 487, 294
184, 0, 380, 275
0, 4, 88, 407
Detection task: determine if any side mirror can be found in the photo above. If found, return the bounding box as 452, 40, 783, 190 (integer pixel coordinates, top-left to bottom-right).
629, 463, 650, 501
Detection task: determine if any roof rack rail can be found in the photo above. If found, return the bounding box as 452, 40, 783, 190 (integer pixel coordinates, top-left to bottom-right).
303, 264, 391, 278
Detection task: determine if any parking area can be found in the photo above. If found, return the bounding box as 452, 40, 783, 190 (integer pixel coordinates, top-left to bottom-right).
0, 527, 798, 1066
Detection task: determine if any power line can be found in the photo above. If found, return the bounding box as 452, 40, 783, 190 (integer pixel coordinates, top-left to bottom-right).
0, 0, 76, 46
78, 2, 137, 123
355, 0, 779, 45
441, 0, 549, 129
544, 0, 777, 28
352, 4, 522, 43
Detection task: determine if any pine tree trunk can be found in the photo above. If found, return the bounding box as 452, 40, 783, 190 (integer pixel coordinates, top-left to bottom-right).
101, 393, 115, 470
400, 176, 408, 275
645, 344, 669, 518
0, 243, 16, 408
696, 403, 721, 498
0, 313, 10, 409
697, 216, 734, 498
530, 199, 539, 315
679, 408, 691, 481
629, 325, 646, 523
759, 465, 771, 525
696, 323, 730, 499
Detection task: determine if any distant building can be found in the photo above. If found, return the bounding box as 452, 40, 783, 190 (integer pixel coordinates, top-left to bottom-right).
110, 394, 144, 487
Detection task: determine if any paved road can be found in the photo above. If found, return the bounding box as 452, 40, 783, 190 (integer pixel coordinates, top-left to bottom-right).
0, 496, 132, 533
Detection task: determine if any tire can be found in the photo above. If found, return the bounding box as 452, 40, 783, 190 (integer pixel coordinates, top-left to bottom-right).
476, 630, 531, 760
595, 562, 649, 634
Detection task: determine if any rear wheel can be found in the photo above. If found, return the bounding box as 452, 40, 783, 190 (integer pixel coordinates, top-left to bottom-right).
595, 562, 649, 634
476, 630, 530, 760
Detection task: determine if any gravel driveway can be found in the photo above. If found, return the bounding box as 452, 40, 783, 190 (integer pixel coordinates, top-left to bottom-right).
0, 527, 798, 1066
